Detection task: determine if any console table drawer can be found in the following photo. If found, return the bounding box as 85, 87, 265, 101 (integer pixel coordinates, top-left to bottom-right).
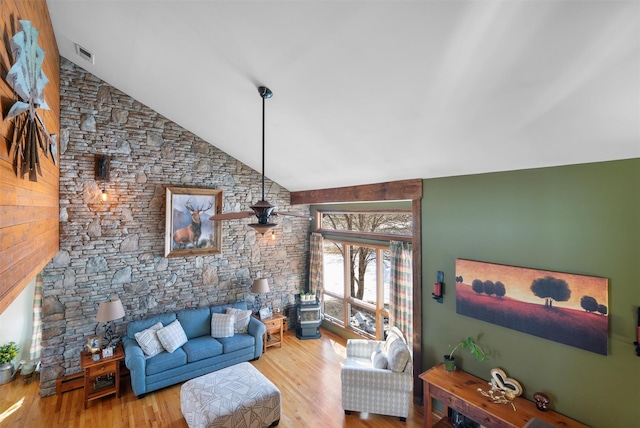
463, 406, 510, 428
430, 385, 467, 413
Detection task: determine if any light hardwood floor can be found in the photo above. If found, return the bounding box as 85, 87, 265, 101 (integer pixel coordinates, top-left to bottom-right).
0, 328, 425, 427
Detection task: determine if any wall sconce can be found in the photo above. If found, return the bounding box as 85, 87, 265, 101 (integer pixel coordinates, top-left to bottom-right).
432, 270, 444, 303
95, 154, 110, 202
635, 307, 640, 357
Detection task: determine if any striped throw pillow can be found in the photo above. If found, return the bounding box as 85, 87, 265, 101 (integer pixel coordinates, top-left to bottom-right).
134, 322, 165, 357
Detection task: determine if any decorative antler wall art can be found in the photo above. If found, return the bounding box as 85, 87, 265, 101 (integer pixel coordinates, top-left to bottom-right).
5, 20, 57, 182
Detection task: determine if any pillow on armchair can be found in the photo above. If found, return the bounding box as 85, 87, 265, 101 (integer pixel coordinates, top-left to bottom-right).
387, 339, 410, 372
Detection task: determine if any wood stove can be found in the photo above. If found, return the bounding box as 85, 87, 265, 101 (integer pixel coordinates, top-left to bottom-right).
295, 296, 322, 340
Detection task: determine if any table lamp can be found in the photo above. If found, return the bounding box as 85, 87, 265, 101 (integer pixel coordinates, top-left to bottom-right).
96, 296, 125, 347
251, 278, 270, 310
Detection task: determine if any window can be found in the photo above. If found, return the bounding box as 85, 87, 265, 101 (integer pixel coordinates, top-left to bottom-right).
319, 211, 411, 339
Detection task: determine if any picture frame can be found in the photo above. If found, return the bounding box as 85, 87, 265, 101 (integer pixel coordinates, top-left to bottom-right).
455, 258, 609, 355
164, 187, 223, 258
87, 335, 101, 353
259, 307, 273, 319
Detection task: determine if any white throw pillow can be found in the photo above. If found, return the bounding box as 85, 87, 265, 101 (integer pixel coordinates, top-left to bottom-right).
371, 342, 388, 369
226, 307, 252, 334
211, 313, 235, 338
387, 339, 410, 372
156, 320, 188, 353
134, 322, 165, 357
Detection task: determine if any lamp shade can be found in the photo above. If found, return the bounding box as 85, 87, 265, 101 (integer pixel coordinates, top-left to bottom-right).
96, 298, 125, 322
251, 278, 270, 294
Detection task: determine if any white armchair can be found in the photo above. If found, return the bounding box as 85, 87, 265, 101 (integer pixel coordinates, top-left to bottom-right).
341, 327, 413, 421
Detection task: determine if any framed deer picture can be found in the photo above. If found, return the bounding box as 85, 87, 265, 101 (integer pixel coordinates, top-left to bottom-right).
164, 187, 223, 258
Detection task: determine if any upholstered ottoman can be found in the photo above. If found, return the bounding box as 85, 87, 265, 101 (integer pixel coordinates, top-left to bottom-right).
180, 362, 281, 428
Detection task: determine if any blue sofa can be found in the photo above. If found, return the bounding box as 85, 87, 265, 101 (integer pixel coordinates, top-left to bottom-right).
123, 302, 266, 397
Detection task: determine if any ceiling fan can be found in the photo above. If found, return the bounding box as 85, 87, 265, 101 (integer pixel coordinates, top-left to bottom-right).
210, 86, 310, 234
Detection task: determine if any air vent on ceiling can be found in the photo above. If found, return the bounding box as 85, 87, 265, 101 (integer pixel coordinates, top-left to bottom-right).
75, 43, 95, 64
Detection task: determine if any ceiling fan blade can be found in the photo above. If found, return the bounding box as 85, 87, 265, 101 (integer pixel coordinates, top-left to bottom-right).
273, 211, 312, 220
210, 211, 254, 221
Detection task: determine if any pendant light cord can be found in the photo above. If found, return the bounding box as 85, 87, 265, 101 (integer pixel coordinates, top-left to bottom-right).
261, 93, 266, 202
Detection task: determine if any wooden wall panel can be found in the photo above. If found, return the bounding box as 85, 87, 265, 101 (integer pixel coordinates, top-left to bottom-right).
0, 0, 59, 314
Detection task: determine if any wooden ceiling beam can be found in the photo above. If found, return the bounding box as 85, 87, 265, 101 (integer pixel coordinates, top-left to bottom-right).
290, 178, 422, 205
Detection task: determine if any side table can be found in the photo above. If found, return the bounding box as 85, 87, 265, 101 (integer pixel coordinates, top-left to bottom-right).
80, 342, 124, 409
253, 313, 286, 353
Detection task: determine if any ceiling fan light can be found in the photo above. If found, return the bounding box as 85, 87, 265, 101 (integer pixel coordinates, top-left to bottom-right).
248, 222, 277, 235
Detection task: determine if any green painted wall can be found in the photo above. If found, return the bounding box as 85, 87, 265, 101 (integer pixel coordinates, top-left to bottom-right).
422, 159, 639, 427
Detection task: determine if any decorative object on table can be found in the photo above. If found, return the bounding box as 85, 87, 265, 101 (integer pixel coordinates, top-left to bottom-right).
0, 341, 20, 385
432, 270, 444, 303
5, 20, 57, 182
489, 367, 523, 397
210, 86, 311, 233
477, 385, 517, 411
92, 354, 100, 362
477, 367, 522, 411
87, 335, 101, 353
259, 307, 273, 320
251, 278, 270, 310
271, 299, 282, 314
96, 296, 125, 346
102, 346, 114, 358
533, 392, 551, 411
455, 258, 609, 355
444, 336, 490, 372
165, 186, 222, 257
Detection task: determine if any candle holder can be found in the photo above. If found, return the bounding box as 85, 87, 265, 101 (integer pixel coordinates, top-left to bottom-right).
432, 271, 444, 303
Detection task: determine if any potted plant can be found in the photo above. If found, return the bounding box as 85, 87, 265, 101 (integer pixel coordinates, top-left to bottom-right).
0, 341, 19, 385
444, 336, 489, 372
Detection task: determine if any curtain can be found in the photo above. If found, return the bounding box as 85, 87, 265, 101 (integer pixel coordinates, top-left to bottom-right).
30, 274, 43, 361
390, 241, 413, 349
308, 232, 324, 298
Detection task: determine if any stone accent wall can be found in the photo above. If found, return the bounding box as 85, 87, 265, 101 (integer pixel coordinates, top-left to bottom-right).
38, 58, 310, 397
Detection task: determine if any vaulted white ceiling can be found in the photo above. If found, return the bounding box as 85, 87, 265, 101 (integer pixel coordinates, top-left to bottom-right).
48, 1, 639, 192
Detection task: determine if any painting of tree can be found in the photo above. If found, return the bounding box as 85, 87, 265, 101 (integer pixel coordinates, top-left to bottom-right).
455, 259, 609, 355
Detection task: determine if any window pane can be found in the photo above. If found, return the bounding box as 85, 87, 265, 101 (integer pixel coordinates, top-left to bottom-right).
322, 212, 412, 236
323, 295, 344, 324
383, 250, 391, 308
323, 241, 344, 297
349, 245, 376, 304
349, 306, 377, 336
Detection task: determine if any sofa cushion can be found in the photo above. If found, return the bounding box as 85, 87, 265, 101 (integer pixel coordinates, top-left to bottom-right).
216, 333, 255, 354
383, 326, 405, 355
146, 348, 187, 376
157, 320, 188, 353
134, 322, 165, 357
182, 336, 224, 363
387, 339, 410, 372
177, 307, 212, 339
211, 313, 235, 338
127, 313, 177, 340
211, 301, 249, 314
226, 307, 252, 334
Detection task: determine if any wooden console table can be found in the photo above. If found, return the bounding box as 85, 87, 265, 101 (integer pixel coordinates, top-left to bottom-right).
420, 364, 588, 428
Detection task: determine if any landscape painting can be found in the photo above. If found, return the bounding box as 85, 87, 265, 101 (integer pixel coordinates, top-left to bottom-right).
455, 259, 609, 355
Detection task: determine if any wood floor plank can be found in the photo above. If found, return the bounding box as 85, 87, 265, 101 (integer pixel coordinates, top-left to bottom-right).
0, 328, 424, 427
